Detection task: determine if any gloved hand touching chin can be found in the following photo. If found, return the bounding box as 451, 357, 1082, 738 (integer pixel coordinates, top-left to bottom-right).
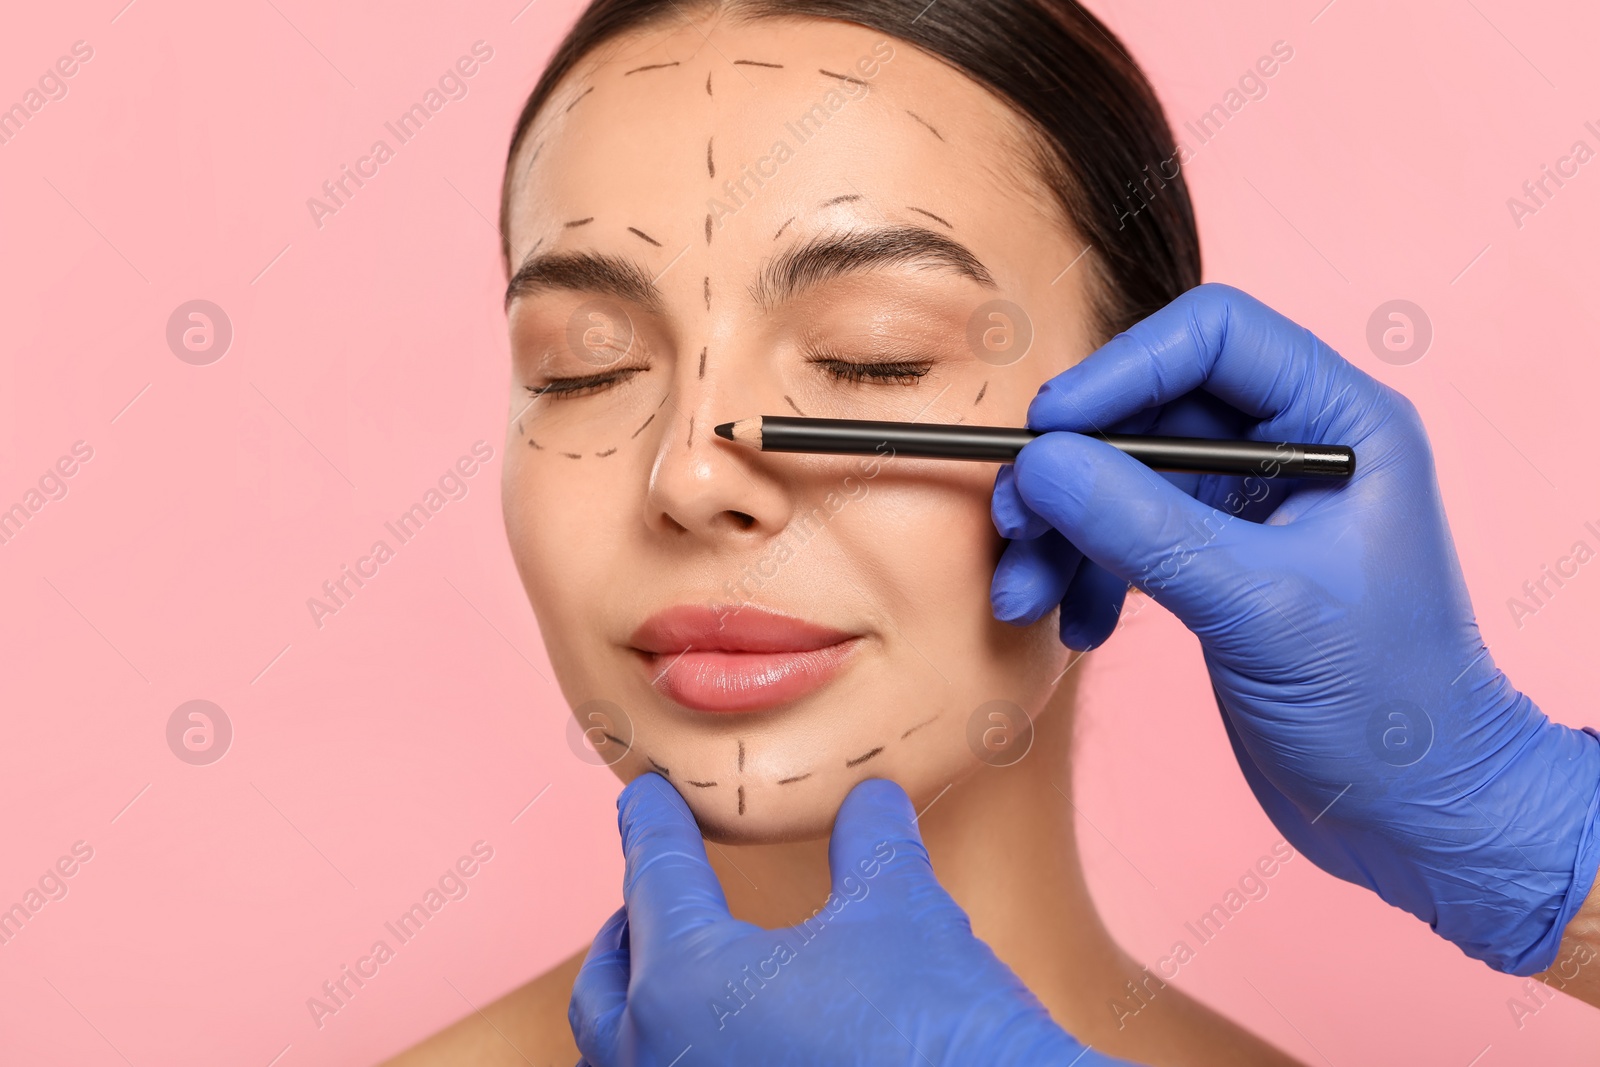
569, 772, 1134, 1067
990, 282, 1600, 977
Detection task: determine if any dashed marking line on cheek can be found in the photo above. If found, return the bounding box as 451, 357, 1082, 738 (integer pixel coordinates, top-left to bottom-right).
706, 71, 712, 95
738, 739, 745, 770
819, 68, 867, 87
631, 412, 656, 438
561, 451, 582, 460
564, 217, 594, 228
974, 380, 988, 405
783, 394, 807, 416
698, 346, 707, 379
624, 61, 680, 75
845, 746, 884, 767
737, 785, 745, 815
527, 438, 543, 450
907, 206, 953, 229
773, 217, 795, 241
777, 773, 811, 785
564, 87, 593, 114
628, 226, 663, 247
901, 715, 938, 739
705, 213, 712, 245
687, 415, 695, 446
904, 109, 943, 141
595, 447, 618, 457
703, 276, 711, 311
732, 59, 784, 69
707, 137, 715, 179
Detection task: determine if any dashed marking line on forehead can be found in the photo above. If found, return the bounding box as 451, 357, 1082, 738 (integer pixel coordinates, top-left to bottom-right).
819, 68, 867, 87
707, 137, 715, 178
627, 226, 663, 247
904, 109, 943, 141
845, 746, 883, 767
973, 380, 988, 405
624, 61, 681, 75
783, 395, 807, 416
703, 275, 711, 310
821, 193, 861, 207
732, 59, 784, 68
705, 213, 712, 245
564, 87, 593, 114
773, 217, 795, 241
698, 346, 708, 379
565, 217, 594, 228
907, 206, 953, 229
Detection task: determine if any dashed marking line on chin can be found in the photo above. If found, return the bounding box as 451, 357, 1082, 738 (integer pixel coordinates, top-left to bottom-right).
647, 756, 670, 777
845, 746, 883, 767
737, 784, 745, 815
685, 779, 718, 788
602, 731, 631, 754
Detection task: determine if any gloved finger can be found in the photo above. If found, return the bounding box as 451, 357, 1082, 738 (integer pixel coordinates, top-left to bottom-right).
568, 907, 630, 1067
1056, 558, 1128, 651
991, 529, 1081, 626
991, 464, 1052, 540
1011, 431, 1253, 631
616, 773, 732, 959
825, 778, 967, 929
1027, 282, 1380, 442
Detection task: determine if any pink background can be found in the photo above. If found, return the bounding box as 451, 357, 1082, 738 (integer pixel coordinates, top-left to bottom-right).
3, 0, 1597, 1063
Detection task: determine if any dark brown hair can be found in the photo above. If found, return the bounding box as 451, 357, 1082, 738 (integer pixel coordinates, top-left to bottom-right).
498, 0, 1201, 341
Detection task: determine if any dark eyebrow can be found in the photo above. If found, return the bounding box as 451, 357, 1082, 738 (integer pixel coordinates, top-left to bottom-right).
751, 225, 996, 309
504, 249, 663, 313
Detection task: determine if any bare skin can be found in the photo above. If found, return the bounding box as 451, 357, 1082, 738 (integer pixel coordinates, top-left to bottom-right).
387, 10, 1306, 1066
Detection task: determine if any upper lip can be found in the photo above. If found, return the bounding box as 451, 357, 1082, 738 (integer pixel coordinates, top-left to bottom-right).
629, 604, 858, 655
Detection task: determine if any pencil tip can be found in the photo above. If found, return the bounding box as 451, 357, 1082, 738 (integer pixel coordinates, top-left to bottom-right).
713, 421, 734, 441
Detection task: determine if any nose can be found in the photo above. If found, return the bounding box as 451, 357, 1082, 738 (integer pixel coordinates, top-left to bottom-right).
644, 350, 792, 543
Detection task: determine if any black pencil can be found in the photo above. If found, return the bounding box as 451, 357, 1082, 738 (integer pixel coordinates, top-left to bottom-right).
713, 416, 1355, 479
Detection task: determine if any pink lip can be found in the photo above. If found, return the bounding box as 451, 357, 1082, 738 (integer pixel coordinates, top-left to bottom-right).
629, 605, 862, 713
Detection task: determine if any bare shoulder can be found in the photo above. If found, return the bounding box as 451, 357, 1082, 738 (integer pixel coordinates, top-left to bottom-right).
378, 945, 587, 1067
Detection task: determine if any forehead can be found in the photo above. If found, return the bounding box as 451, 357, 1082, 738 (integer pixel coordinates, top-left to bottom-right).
504, 14, 1049, 268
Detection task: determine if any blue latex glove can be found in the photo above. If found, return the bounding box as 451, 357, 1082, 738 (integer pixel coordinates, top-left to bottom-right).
570, 772, 1135, 1066
990, 282, 1600, 976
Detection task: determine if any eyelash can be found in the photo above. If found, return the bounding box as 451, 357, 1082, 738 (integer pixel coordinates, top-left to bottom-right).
526, 367, 645, 400
804, 343, 933, 386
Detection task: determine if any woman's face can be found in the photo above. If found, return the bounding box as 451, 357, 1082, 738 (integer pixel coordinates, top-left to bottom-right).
502, 12, 1098, 841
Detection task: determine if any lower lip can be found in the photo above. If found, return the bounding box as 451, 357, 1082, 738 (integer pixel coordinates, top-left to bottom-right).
639, 639, 861, 713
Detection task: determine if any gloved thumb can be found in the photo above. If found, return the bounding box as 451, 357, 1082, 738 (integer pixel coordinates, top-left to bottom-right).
826, 779, 969, 931
1009, 430, 1254, 631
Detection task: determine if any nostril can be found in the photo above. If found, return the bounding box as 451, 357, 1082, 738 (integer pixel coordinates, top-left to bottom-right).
729, 510, 756, 530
